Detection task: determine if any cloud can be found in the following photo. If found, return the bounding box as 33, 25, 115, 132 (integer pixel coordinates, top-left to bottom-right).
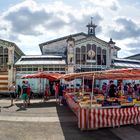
81, 0, 120, 11
110, 1, 119, 11
4, 6, 51, 35
44, 17, 67, 30
126, 41, 140, 53
0, 0, 139, 58
108, 17, 140, 40
67, 13, 103, 34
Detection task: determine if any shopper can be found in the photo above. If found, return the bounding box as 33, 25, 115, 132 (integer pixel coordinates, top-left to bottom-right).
9, 81, 16, 106
44, 84, 50, 101
16, 84, 21, 100
21, 81, 28, 108
55, 83, 59, 103
26, 80, 31, 105
58, 83, 64, 105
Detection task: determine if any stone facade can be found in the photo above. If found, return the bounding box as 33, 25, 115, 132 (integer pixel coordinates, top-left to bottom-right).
0, 39, 24, 93
40, 21, 120, 73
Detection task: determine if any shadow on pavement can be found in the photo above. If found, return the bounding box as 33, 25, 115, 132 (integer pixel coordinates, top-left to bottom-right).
15, 100, 57, 110
16, 107, 27, 111
2, 105, 13, 108
56, 104, 122, 140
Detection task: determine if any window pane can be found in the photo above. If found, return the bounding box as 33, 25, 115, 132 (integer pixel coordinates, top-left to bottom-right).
97, 47, 101, 55
102, 49, 106, 55
92, 44, 96, 52
97, 55, 101, 65
81, 46, 86, 53
4, 48, 8, 53
76, 48, 80, 54
87, 44, 91, 52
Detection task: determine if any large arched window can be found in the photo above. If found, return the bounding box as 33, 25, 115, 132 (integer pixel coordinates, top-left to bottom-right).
102, 49, 106, 65
92, 44, 96, 53
81, 46, 86, 64
97, 47, 101, 65
0, 47, 3, 65
76, 48, 80, 64
87, 44, 91, 60
4, 48, 8, 53
0, 46, 3, 52
92, 44, 96, 60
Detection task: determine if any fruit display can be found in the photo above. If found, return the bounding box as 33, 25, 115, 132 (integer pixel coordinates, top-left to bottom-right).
121, 102, 134, 107
67, 92, 140, 108
133, 99, 140, 105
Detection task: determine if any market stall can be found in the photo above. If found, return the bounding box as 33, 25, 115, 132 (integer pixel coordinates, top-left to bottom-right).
61, 68, 140, 130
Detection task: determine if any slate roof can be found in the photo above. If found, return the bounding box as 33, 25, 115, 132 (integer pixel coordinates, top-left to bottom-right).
39, 32, 87, 55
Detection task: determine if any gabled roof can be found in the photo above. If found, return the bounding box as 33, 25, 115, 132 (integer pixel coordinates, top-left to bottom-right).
0, 39, 25, 55
39, 32, 87, 46
124, 53, 140, 59
114, 58, 140, 63
39, 32, 87, 53
113, 58, 140, 68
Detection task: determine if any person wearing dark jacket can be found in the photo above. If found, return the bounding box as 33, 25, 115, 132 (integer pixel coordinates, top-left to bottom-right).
58, 83, 64, 105
108, 81, 116, 97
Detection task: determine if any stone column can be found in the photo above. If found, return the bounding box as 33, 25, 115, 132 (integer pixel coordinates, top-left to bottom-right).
106, 47, 111, 69
67, 36, 75, 73
8, 46, 15, 86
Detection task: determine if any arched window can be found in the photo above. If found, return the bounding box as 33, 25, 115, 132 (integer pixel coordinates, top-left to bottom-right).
97, 47, 101, 65
4, 48, 8, 53
81, 46, 86, 64
87, 44, 91, 60
102, 49, 106, 65
87, 44, 91, 52
76, 48, 80, 64
0, 47, 3, 53
92, 44, 96, 60
92, 44, 96, 53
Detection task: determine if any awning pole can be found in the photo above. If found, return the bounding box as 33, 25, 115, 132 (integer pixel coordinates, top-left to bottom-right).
82, 76, 84, 94
74, 78, 76, 94
90, 75, 95, 107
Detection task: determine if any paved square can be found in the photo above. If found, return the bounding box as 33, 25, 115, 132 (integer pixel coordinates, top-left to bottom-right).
0, 99, 140, 140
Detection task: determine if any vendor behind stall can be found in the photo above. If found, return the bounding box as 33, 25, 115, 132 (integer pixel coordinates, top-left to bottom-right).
108, 81, 117, 97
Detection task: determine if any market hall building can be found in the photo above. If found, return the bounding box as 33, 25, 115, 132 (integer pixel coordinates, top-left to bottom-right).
1, 20, 140, 94
16, 20, 140, 75
15, 20, 121, 75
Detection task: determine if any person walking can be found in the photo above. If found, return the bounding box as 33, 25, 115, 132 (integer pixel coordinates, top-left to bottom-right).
44, 84, 50, 102
8, 81, 16, 106
26, 80, 31, 105
55, 83, 59, 104
16, 84, 21, 100
21, 81, 28, 108
58, 83, 64, 106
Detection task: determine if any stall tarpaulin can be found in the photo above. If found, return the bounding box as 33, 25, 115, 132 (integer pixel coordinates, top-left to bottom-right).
59, 68, 140, 81
21, 72, 63, 81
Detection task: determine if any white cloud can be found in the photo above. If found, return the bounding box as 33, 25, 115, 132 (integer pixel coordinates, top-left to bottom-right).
81, 0, 120, 10
0, 0, 139, 58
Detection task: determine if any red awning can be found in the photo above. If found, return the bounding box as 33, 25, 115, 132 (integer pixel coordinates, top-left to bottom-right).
21, 72, 63, 81
59, 68, 140, 81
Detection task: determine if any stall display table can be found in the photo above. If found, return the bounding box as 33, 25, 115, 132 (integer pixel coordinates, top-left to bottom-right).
78, 106, 140, 130
64, 93, 140, 130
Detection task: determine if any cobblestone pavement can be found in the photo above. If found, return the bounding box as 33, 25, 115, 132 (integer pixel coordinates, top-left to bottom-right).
1, 98, 140, 140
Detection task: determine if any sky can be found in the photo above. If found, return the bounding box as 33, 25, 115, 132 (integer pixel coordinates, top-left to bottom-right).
0, 0, 140, 58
